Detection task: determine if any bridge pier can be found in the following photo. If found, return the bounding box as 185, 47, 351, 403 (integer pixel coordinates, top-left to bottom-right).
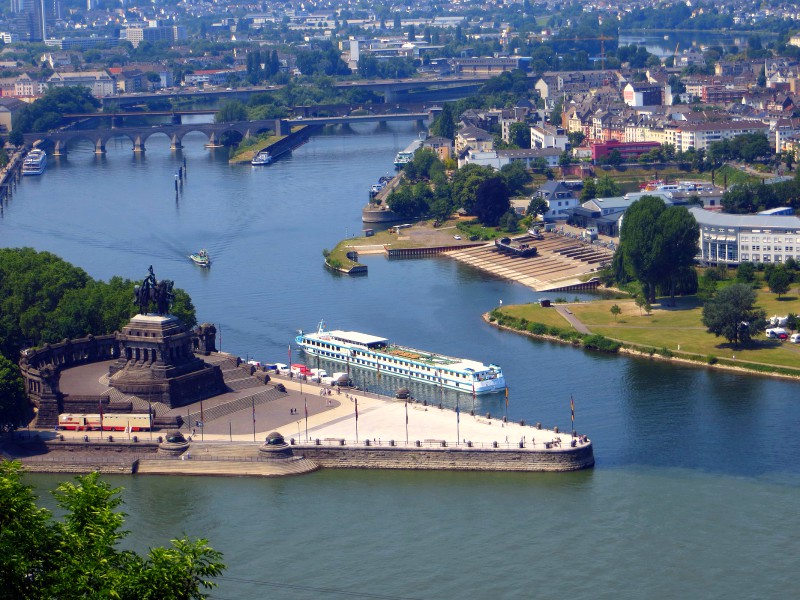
170, 134, 183, 151
133, 135, 145, 153
94, 139, 105, 155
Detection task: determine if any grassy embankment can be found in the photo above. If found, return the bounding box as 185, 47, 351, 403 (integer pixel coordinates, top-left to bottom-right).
493, 286, 800, 377
229, 132, 284, 164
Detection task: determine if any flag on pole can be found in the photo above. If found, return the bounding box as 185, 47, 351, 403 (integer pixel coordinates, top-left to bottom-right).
505, 386, 509, 408
252, 398, 256, 423
570, 396, 575, 424
377, 361, 381, 381
304, 397, 308, 419
288, 344, 292, 364
472, 381, 476, 401
456, 400, 460, 424
355, 397, 359, 421
405, 402, 408, 425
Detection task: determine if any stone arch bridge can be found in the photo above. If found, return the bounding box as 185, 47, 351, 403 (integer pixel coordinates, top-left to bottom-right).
25, 118, 287, 156
24, 112, 432, 156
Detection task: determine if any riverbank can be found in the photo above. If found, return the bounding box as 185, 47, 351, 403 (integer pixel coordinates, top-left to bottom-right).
488, 294, 800, 381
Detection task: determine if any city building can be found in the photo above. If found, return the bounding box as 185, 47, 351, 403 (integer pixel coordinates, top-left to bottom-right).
690, 207, 800, 265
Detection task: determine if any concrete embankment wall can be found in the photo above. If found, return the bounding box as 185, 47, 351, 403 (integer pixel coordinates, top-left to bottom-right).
297, 443, 594, 472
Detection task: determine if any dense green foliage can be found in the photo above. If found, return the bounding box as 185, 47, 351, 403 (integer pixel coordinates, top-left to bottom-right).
613, 197, 700, 303
721, 170, 800, 213
0, 355, 26, 430
0, 249, 198, 359
387, 154, 521, 227
11, 87, 99, 137
0, 463, 225, 599
701, 283, 763, 347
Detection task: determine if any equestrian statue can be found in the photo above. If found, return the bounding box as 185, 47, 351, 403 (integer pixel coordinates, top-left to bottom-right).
134, 265, 175, 315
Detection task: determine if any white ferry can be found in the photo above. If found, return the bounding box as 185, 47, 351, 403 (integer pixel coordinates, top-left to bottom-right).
22, 149, 47, 175
295, 322, 505, 394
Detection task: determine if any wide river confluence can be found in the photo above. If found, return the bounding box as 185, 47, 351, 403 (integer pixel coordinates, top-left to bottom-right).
3, 124, 799, 599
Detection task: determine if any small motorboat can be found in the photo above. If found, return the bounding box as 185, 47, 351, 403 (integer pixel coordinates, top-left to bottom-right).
190, 249, 211, 267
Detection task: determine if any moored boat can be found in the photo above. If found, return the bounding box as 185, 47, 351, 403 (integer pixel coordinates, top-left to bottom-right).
394, 139, 423, 169
251, 150, 272, 166
190, 249, 211, 267
295, 321, 505, 394
22, 149, 47, 175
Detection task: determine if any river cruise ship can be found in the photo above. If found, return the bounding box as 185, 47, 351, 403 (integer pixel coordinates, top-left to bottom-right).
22, 149, 47, 175
295, 322, 505, 394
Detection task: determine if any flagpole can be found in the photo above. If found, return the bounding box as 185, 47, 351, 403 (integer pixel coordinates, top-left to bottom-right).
571, 395, 575, 436
456, 395, 460, 445
252, 397, 256, 442
505, 386, 509, 422
148, 399, 152, 440
200, 399, 204, 441
405, 401, 409, 444
354, 397, 359, 443
472, 381, 476, 413
304, 397, 308, 441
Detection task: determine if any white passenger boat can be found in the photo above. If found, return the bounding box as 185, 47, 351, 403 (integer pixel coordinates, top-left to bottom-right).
393, 139, 423, 168
295, 321, 505, 394
251, 150, 272, 166
190, 248, 211, 267
22, 149, 47, 175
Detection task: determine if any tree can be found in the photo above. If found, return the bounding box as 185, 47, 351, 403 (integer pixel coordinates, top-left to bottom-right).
0, 463, 225, 599
508, 122, 531, 148
429, 102, 456, 140
558, 150, 572, 167
0, 354, 25, 430
214, 100, 247, 123
655, 206, 700, 304
702, 283, 761, 347
736, 261, 756, 283
580, 177, 597, 201
635, 294, 646, 315
610, 304, 621, 321
615, 196, 665, 302
767, 266, 792, 298
526, 197, 548, 219
473, 174, 510, 226
500, 161, 530, 194
595, 174, 620, 198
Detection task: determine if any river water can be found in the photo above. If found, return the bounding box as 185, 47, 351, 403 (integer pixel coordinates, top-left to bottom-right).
4, 124, 800, 599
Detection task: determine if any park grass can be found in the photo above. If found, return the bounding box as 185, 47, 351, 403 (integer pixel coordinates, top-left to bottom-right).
498, 285, 800, 374
500, 304, 573, 329
569, 287, 800, 370
229, 132, 284, 163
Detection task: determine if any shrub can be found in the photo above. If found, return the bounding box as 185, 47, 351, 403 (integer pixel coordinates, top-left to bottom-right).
582, 334, 622, 353
707, 355, 718, 365
658, 347, 673, 358
528, 322, 548, 335
548, 326, 562, 336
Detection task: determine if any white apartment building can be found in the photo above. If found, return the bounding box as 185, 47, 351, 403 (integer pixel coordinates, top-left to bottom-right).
673, 121, 769, 152
690, 207, 800, 265
530, 123, 568, 150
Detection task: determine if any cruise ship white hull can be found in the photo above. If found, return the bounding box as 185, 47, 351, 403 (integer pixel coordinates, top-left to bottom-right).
296, 327, 505, 395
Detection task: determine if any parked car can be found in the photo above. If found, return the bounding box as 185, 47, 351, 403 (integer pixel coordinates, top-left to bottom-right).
453, 235, 462, 240
790, 333, 800, 344
766, 327, 788, 339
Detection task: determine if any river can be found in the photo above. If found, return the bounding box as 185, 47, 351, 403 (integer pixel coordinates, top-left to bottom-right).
3, 124, 799, 599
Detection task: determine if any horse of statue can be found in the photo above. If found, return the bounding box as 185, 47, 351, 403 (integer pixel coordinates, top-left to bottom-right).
133, 266, 174, 315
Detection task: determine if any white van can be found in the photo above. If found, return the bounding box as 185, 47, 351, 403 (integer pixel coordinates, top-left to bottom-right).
274, 363, 291, 375
765, 328, 788, 339
790, 333, 800, 344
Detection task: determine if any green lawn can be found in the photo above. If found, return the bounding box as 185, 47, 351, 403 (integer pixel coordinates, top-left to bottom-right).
500, 286, 800, 371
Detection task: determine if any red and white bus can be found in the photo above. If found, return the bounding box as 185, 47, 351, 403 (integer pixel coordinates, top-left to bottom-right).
58, 413, 152, 432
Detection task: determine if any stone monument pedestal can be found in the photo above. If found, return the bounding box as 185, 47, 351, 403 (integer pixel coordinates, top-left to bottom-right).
109, 314, 225, 408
